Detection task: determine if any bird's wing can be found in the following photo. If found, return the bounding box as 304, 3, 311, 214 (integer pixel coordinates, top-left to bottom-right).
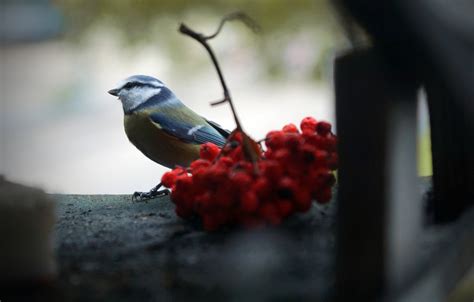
204, 118, 231, 138
149, 112, 227, 147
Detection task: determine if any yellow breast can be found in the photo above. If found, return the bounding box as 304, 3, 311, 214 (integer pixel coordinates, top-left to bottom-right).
124, 113, 200, 168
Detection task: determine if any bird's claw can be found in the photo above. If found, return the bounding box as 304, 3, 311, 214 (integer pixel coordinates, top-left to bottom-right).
132, 189, 170, 202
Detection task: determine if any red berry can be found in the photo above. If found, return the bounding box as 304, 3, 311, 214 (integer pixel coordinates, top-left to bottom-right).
190, 159, 211, 174
306, 134, 324, 149
161, 171, 178, 188
216, 156, 234, 168
229, 145, 244, 162
299, 144, 317, 163
194, 192, 212, 214
274, 148, 291, 163
174, 194, 193, 217
259, 160, 284, 180
315, 187, 332, 204
252, 177, 271, 198
215, 185, 235, 208
278, 176, 297, 190
323, 135, 337, 152
175, 174, 193, 189
265, 130, 285, 149
229, 131, 243, 143
294, 197, 312, 212
282, 123, 299, 134
278, 177, 297, 198
276, 199, 294, 217
300, 117, 317, 132
234, 160, 254, 174
316, 121, 332, 136
308, 168, 330, 188
327, 153, 338, 170
314, 150, 329, 167
294, 188, 312, 212
263, 148, 274, 160
230, 171, 253, 188
200, 142, 221, 161
170, 189, 184, 204
240, 191, 259, 213
283, 133, 303, 151
171, 166, 187, 175
206, 166, 228, 185
191, 168, 208, 188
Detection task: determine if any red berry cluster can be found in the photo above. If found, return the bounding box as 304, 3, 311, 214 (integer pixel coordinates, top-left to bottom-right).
161, 117, 338, 231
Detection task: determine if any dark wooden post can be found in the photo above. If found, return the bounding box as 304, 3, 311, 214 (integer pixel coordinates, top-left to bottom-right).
335, 48, 420, 301
335, 0, 474, 225
426, 81, 474, 224
335, 49, 388, 301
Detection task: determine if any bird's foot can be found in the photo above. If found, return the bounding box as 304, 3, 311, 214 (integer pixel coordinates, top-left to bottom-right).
132, 188, 170, 202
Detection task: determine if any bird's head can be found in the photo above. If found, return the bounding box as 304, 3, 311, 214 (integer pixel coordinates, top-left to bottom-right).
108, 75, 165, 113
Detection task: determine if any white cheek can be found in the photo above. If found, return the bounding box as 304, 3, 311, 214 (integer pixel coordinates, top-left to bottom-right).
139, 87, 161, 101
119, 87, 162, 112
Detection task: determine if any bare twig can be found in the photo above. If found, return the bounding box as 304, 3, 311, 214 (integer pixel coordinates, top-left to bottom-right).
178, 12, 260, 164
179, 12, 258, 131
179, 23, 231, 100
203, 11, 260, 40
210, 99, 228, 106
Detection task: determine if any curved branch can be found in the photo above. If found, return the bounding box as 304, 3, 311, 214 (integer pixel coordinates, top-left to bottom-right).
203, 11, 260, 40
178, 13, 260, 164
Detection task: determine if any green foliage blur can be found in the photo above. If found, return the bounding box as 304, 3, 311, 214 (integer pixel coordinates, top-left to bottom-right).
56, 0, 346, 80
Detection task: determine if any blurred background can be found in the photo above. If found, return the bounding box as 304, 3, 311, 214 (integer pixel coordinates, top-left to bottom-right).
0, 0, 431, 194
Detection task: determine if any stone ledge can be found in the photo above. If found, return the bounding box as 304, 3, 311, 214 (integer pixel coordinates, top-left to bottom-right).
3, 178, 473, 302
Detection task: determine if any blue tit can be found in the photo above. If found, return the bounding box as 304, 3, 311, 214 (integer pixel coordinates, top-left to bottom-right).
108, 75, 229, 169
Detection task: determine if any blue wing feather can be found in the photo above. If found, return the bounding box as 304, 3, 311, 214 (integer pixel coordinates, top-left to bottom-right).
204, 118, 231, 138
149, 112, 226, 147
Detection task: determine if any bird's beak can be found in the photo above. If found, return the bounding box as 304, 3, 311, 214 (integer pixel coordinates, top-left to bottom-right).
108, 88, 119, 96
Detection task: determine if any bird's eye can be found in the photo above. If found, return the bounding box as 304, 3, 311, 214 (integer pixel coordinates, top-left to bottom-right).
124, 81, 145, 89
123, 82, 136, 89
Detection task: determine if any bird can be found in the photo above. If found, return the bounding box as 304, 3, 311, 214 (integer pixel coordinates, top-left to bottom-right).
108, 75, 229, 199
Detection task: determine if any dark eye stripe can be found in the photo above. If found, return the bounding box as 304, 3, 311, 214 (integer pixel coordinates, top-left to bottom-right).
122, 82, 160, 89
